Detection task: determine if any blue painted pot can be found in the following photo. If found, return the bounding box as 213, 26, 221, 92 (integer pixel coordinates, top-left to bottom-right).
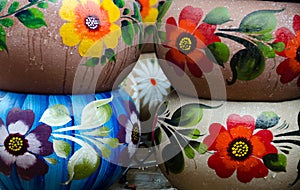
0, 88, 140, 190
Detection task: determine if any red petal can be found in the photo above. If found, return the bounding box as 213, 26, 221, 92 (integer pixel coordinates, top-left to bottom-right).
274, 27, 295, 57
276, 58, 300, 84
226, 114, 255, 136
194, 23, 221, 45
251, 130, 277, 158
165, 48, 186, 76
208, 153, 236, 178
179, 6, 203, 30
293, 15, 300, 33
203, 123, 227, 150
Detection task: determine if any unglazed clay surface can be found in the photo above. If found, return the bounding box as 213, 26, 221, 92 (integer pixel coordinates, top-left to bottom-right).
153, 91, 300, 190
155, 0, 300, 101
0, 0, 142, 94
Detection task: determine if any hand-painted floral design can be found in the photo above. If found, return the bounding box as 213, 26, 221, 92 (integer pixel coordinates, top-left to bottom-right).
274, 14, 300, 87
118, 101, 141, 157
203, 114, 278, 183
59, 0, 121, 57
135, 0, 158, 23
163, 5, 220, 77
0, 108, 53, 180
128, 57, 171, 110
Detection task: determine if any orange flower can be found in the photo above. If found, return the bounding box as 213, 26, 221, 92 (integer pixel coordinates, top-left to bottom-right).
135, 0, 158, 23
203, 114, 277, 183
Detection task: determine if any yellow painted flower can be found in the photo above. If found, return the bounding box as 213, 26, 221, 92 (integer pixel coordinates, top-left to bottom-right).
59, 0, 121, 57
135, 0, 158, 24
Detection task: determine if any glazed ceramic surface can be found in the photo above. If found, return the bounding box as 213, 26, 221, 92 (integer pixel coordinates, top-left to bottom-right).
0, 88, 140, 190
155, 0, 300, 101
153, 91, 300, 190
0, 0, 143, 94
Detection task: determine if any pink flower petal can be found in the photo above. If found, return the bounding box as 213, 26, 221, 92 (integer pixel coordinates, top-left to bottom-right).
226, 114, 255, 135
293, 15, 300, 33
179, 6, 203, 29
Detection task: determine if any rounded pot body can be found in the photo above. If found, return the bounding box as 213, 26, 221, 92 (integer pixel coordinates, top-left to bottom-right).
153, 91, 300, 190
0, 88, 140, 190
155, 0, 300, 101
0, 0, 143, 94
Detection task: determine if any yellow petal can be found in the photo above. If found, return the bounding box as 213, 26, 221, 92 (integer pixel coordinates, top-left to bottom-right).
80, 0, 99, 5
59, 0, 78, 21
143, 8, 158, 23
60, 23, 81, 46
102, 0, 120, 23
80, 39, 104, 57
103, 24, 121, 49
150, 0, 158, 6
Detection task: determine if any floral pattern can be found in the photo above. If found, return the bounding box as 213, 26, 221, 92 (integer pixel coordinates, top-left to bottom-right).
163, 5, 220, 77
274, 15, 300, 87
59, 0, 121, 57
203, 114, 277, 183
135, 0, 158, 23
0, 108, 53, 180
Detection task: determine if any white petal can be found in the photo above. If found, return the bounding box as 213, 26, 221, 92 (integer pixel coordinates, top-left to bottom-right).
8, 121, 29, 135
135, 81, 150, 91
16, 152, 36, 169
26, 133, 42, 154
125, 123, 133, 144
142, 89, 153, 107
130, 112, 138, 124
0, 148, 16, 166
0, 125, 9, 145
138, 87, 150, 100
127, 143, 137, 158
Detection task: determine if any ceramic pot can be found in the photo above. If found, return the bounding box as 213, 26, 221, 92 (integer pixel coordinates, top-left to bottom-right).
0, 88, 141, 190
152, 91, 300, 190
0, 0, 143, 94
155, 0, 300, 101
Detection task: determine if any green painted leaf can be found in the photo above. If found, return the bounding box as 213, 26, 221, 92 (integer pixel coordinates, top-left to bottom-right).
263, 153, 287, 172
189, 141, 207, 154
157, 0, 172, 23
162, 144, 185, 174
203, 7, 231, 25
44, 157, 58, 164
121, 20, 134, 46
257, 42, 275, 58
123, 8, 130, 15
0, 18, 14, 27
105, 48, 116, 62
49, 0, 58, 3
15, 8, 47, 29
40, 104, 72, 126
79, 135, 112, 158
65, 148, 100, 184
251, 33, 273, 41
8, 1, 19, 14
0, 0, 8, 12
53, 139, 72, 159
101, 138, 119, 148
113, 0, 125, 8
188, 129, 201, 139
0, 25, 8, 52
168, 104, 203, 127
153, 127, 162, 146
100, 55, 107, 65
256, 111, 280, 129
206, 42, 230, 67
83, 126, 110, 137
239, 9, 284, 34
132, 1, 142, 22
37, 2, 48, 9
271, 42, 285, 53
82, 57, 99, 67
184, 144, 195, 159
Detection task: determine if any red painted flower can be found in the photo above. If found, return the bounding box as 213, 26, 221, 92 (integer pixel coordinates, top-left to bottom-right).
164, 6, 221, 77
203, 114, 277, 183
273, 14, 300, 87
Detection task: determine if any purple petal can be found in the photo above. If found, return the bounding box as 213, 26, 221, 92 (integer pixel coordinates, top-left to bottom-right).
0, 148, 15, 176
26, 124, 53, 156
6, 108, 34, 132
117, 115, 129, 143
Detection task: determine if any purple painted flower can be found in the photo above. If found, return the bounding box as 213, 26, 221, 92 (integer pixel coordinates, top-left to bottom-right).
0, 108, 53, 180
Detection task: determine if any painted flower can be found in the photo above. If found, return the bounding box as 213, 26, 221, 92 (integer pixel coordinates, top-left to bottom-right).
203, 114, 277, 183
117, 101, 141, 157
135, 0, 158, 23
164, 5, 221, 77
273, 14, 300, 87
59, 0, 121, 57
130, 57, 171, 109
0, 108, 53, 180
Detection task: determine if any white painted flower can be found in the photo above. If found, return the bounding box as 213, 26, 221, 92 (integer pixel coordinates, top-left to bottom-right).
131, 57, 171, 109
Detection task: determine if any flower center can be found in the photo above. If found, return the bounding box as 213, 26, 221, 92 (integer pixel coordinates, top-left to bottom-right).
227, 137, 252, 161
176, 32, 197, 54
296, 46, 300, 62
150, 78, 157, 86
85, 15, 100, 30
131, 123, 140, 145
4, 133, 29, 156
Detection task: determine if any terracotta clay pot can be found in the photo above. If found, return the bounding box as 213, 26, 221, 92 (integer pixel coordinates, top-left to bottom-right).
0, 0, 143, 94
155, 0, 300, 101
153, 91, 300, 190
0, 88, 141, 190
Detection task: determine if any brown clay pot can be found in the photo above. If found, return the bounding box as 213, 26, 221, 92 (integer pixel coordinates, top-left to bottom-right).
0, 0, 143, 94
155, 0, 300, 101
